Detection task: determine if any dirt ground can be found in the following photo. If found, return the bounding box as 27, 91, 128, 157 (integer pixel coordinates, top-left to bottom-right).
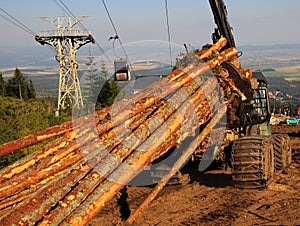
89, 126, 300, 226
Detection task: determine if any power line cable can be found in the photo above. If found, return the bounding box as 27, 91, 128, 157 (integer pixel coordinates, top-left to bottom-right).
164, 0, 173, 67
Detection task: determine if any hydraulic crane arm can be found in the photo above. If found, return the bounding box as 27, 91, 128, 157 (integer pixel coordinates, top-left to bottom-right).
208, 0, 236, 49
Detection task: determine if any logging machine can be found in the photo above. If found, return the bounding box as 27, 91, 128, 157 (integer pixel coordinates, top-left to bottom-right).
195, 0, 292, 188
111, 0, 291, 189
151, 0, 292, 189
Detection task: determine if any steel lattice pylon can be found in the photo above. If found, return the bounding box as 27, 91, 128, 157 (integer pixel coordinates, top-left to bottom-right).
35, 16, 95, 110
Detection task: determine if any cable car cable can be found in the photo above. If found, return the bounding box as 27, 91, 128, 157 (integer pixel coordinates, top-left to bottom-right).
0, 8, 56, 56
101, 0, 128, 57
0, 13, 34, 36
164, 0, 173, 68
0, 7, 36, 36
101, 0, 136, 78
52, 0, 112, 64
57, 0, 87, 31
52, 0, 71, 18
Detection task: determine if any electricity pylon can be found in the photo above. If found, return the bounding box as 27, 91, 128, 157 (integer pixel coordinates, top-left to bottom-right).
35, 16, 95, 110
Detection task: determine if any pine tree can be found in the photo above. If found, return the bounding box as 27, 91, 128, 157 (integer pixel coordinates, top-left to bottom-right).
28, 79, 36, 99
6, 79, 15, 98
0, 73, 6, 97
97, 61, 120, 109
7, 68, 29, 100
82, 56, 103, 112
82, 56, 120, 111
107, 77, 120, 106
5, 68, 37, 101
97, 61, 110, 108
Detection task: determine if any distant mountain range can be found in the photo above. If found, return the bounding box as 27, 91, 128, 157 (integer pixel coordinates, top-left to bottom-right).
1, 43, 300, 69
1, 43, 300, 74
0, 46, 56, 68
1, 43, 300, 99
239, 43, 300, 51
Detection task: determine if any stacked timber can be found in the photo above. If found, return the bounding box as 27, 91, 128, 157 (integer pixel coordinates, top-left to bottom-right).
0, 38, 250, 225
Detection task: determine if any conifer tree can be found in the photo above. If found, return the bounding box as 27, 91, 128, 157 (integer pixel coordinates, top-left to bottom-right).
82, 56, 103, 112
0, 73, 6, 97
83, 56, 120, 110
97, 61, 120, 109
7, 68, 29, 100
28, 79, 36, 99
5, 68, 37, 101
6, 79, 14, 98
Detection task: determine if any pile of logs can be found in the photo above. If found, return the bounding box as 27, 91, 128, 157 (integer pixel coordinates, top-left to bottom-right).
0, 38, 247, 225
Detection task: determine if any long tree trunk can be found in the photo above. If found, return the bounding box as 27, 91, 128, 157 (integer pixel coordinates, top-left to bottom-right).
18, 81, 22, 100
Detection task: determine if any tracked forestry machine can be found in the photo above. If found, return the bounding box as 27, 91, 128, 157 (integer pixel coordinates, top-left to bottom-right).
195, 0, 292, 189
149, 0, 292, 190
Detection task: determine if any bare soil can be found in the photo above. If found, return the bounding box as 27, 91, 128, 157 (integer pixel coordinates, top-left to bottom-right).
89, 126, 300, 226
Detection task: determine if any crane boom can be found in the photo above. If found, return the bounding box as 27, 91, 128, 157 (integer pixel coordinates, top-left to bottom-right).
209, 0, 236, 49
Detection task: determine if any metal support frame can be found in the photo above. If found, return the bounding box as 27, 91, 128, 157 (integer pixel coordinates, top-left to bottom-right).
35, 16, 95, 110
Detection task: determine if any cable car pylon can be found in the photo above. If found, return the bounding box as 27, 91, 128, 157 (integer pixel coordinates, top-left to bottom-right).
35, 16, 95, 111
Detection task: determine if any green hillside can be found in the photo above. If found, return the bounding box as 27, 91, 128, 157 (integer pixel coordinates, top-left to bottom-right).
0, 97, 70, 168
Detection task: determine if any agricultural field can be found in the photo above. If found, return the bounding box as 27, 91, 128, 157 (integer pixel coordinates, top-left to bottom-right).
276, 66, 300, 81
264, 65, 300, 81
260, 65, 300, 111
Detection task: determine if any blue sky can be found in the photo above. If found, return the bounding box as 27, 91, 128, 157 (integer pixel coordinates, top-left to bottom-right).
1, 0, 300, 49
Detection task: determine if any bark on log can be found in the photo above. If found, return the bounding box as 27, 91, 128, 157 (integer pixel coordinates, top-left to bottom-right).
35, 76, 219, 226
60, 78, 224, 225
125, 105, 227, 224
0, 114, 97, 157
